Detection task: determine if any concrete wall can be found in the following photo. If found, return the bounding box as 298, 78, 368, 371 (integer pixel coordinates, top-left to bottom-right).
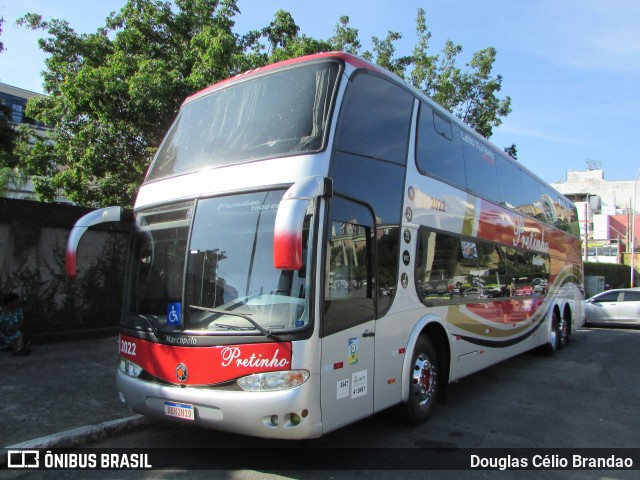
552, 169, 637, 213
0, 198, 130, 335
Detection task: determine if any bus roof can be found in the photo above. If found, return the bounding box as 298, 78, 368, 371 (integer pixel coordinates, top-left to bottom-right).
185, 52, 383, 104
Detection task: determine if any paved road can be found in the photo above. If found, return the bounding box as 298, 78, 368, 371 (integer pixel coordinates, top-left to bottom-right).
1, 336, 132, 447
3, 327, 640, 479
95, 328, 640, 449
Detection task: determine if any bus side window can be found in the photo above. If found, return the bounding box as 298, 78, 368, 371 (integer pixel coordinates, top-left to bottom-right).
414, 227, 551, 304
462, 132, 499, 201
323, 199, 375, 337
415, 103, 466, 189
496, 155, 524, 210
414, 228, 459, 304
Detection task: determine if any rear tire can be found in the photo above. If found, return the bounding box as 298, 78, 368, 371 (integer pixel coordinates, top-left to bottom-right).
395, 336, 439, 425
544, 312, 561, 356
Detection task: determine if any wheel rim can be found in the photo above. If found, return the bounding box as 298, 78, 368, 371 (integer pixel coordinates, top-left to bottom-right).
550, 321, 558, 347
559, 318, 568, 344
412, 354, 437, 406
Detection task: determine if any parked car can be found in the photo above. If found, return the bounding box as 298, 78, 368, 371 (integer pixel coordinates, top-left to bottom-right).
513, 281, 533, 296
462, 287, 489, 299
584, 288, 640, 326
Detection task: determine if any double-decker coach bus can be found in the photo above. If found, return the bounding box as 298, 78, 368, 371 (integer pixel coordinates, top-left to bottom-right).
67, 52, 584, 439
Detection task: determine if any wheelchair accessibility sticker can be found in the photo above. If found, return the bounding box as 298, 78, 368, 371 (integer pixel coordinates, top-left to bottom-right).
167, 303, 182, 326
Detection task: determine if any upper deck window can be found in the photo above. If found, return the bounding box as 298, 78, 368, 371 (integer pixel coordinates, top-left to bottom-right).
462, 131, 499, 201
146, 61, 341, 182
416, 103, 466, 189
335, 72, 413, 165
496, 155, 524, 209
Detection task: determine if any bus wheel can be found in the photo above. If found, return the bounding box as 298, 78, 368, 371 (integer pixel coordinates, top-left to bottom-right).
544, 312, 561, 356
558, 315, 570, 349
396, 336, 439, 425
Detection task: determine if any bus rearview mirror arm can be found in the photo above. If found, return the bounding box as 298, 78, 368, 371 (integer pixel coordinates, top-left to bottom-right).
66, 206, 133, 277
273, 176, 332, 270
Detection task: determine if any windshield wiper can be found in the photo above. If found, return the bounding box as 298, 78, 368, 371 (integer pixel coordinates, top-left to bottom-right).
189, 305, 280, 340
214, 323, 255, 331
133, 313, 164, 340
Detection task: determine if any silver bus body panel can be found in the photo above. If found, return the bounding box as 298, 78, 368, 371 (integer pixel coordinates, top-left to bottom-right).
116, 371, 323, 439
134, 153, 332, 210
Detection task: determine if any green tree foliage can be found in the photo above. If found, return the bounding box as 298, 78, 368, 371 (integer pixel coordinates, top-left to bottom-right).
336, 9, 511, 138
12, 0, 246, 206
504, 144, 518, 160
0, 102, 17, 169
584, 262, 633, 289
0, 15, 5, 53
328, 16, 361, 55
7, 3, 512, 207
240, 9, 331, 67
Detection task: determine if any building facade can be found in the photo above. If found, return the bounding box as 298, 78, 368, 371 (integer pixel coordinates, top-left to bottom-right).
551, 169, 639, 265
0, 82, 61, 201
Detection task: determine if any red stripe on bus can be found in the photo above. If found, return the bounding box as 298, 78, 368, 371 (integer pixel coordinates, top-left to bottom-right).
120, 335, 292, 386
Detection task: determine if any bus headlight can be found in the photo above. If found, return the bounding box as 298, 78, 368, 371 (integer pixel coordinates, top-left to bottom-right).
119, 358, 143, 378
237, 370, 309, 391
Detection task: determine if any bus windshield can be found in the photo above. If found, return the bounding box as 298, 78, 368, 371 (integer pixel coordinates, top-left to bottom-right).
146, 61, 341, 182
124, 190, 312, 336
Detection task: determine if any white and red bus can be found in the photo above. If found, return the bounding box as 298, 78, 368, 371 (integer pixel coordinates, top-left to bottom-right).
67, 52, 584, 439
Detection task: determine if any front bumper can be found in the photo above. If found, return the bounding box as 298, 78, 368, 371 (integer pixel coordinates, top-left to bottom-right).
116, 370, 323, 439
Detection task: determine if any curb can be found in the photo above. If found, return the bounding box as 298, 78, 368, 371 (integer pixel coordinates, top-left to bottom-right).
1, 415, 153, 467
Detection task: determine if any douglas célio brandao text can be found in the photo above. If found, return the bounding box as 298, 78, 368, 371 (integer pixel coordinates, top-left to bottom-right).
470, 453, 634, 470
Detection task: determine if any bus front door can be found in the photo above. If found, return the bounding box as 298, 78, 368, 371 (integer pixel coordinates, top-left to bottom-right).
320, 320, 375, 433
319, 198, 376, 433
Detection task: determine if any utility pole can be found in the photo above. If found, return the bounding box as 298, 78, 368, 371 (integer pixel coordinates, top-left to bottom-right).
631, 168, 640, 287
622, 206, 633, 272
583, 197, 589, 263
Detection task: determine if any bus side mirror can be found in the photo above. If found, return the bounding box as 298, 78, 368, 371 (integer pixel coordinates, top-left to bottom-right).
66, 206, 131, 277
273, 176, 331, 270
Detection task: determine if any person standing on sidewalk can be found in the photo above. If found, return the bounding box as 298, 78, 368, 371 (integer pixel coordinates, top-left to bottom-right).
0, 292, 31, 356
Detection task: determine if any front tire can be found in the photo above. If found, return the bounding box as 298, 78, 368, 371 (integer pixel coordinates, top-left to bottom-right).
395, 336, 439, 425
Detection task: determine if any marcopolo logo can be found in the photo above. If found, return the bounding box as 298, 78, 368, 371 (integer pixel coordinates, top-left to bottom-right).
176, 363, 188, 382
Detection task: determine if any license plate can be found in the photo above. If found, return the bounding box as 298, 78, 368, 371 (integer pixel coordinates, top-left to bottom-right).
164, 401, 195, 421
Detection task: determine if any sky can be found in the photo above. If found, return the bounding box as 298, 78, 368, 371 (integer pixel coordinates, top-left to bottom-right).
1, 0, 639, 186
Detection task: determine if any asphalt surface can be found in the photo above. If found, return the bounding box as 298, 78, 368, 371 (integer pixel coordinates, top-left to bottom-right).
2, 327, 640, 479
0, 335, 150, 451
